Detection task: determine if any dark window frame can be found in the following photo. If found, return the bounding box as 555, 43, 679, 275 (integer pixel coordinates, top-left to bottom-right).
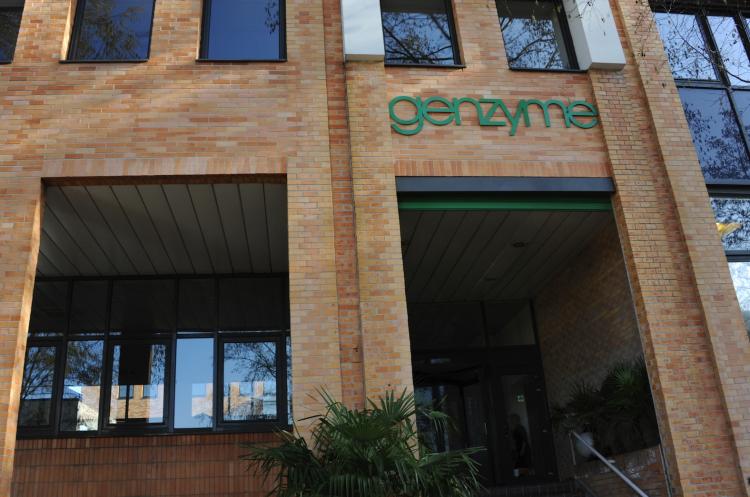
18, 274, 290, 439
381, 0, 463, 67
198, 0, 287, 62
496, 0, 579, 72
66, 0, 157, 62
0, 5, 24, 64
653, 5, 750, 186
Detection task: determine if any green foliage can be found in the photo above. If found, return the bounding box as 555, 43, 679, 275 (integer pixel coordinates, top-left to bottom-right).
241, 390, 483, 497
551, 359, 660, 456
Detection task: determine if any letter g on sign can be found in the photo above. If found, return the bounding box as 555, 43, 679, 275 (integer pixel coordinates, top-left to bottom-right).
389, 96, 424, 136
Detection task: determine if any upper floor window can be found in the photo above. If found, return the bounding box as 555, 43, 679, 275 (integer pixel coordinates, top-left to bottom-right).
67, 0, 156, 61
496, 0, 576, 70
200, 0, 285, 61
654, 9, 750, 183
381, 0, 461, 66
0, 1, 23, 63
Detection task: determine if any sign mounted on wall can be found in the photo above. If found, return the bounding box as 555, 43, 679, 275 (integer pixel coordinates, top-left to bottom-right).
388, 96, 599, 136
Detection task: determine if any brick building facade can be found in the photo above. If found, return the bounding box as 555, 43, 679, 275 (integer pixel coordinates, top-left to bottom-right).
1, 0, 750, 496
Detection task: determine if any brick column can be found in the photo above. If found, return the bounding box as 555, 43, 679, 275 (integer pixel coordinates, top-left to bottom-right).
592, 1, 750, 495
0, 178, 42, 495
345, 61, 414, 401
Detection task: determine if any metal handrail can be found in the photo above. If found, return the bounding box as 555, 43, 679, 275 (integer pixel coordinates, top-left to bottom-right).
569, 431, 651, 497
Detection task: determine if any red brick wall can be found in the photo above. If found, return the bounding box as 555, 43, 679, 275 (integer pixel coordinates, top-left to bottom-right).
12, 433, 276, 497
535, 220, 643, 478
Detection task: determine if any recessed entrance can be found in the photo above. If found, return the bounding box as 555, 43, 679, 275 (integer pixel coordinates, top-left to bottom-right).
400, 194, 655, 490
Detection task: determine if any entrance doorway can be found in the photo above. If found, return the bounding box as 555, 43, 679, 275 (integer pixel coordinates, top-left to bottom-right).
410, 301, 555, 486
399, 193, 630, 488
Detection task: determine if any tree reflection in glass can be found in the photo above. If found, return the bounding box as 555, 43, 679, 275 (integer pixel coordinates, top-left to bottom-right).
679, 88, 750, 180
711, 197, 750, 251
729, 262, 750, 336
708, 16, 750, 86
61, 341, 103, 432
223, 342, 277, 421
202, 0, 281, 60
70, 0, 154, 60
0, 8, 22, 62
381, 0, 457, 65
19, 346, 57, 428
497, 0, 570, 70
109, 343, 166, 424
654, 13, 717, 81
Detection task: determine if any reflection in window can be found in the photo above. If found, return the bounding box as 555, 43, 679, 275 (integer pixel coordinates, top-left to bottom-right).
19, 346, 57, 428
175, 339, 214, 429
381, 0, 459, 65
708, 16, 750, 86
729, 261, 750, 336
200, 0, 283, 60
223, 342, 277, 421
654, 13, 717, 81
496, 0, 572, 70
734, 90, 750, 137
68, 0, 155, 61
109, 343, 166, 424
60, 341, 103, 432
679, 87, 750, 180
0, 4, 23, 62
712, 197, 750, 252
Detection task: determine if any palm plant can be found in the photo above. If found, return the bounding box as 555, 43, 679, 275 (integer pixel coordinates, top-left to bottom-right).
241, 390, 483, 497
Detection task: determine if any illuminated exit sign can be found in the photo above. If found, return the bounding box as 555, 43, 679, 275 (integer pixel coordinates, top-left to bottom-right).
388, 96, 599, 136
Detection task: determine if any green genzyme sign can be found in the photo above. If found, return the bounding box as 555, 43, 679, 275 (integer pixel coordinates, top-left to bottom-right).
388, 96, 599, 136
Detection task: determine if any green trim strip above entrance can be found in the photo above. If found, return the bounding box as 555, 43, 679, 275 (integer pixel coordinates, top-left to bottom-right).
398, 194, 612, 212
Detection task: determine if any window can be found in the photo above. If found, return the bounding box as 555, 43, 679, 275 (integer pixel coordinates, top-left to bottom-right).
496, 0, 576, 70
0, 1, 23, 63
711, 196, 750, 336
200, 0, 285, 61
18, 276, 290, 438
380, 0, 460, 66
67, 0, 156, 61
654, 9, 750, 182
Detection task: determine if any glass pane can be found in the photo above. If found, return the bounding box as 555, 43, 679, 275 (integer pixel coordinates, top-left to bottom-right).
496, 0, 571, 70
711, 197, 750, 251
708, 16, 750, 87
219, 277, 287, 330
29, 281, 68, 336
0, 8, 23, 62
110, 280, 175, 334
501, 375, 541, 480
408, 302, 485, 350
109, 343, 167, 424
70, 0, 155, 60
286, 336, 292, 425
202, 0, 282, 60
178, 279, 216, 331
678, 87, 750, 180
18, 346, 57, 428
60, 341, 103, 432
729, 261, 750, 336
486, 301, 536, 346
381, 0, 458, 65
69, 281, 108, 333
174, 338, 214, 429
654, 13, 717, 81
223, 341, 277, 421
733, 89, 750, 137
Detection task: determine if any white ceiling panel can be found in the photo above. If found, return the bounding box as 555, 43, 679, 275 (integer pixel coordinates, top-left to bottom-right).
38, 182, 288, 278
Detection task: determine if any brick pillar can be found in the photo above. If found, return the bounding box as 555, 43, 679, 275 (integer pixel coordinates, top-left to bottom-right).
0, 179, 42, 495
323, 0, 365, 410
345, 61, 414, 401
592, 1, 750, 495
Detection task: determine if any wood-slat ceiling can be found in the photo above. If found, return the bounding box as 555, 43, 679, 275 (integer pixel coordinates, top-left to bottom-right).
400, 210, 611, 303
37, 183, 288, 277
